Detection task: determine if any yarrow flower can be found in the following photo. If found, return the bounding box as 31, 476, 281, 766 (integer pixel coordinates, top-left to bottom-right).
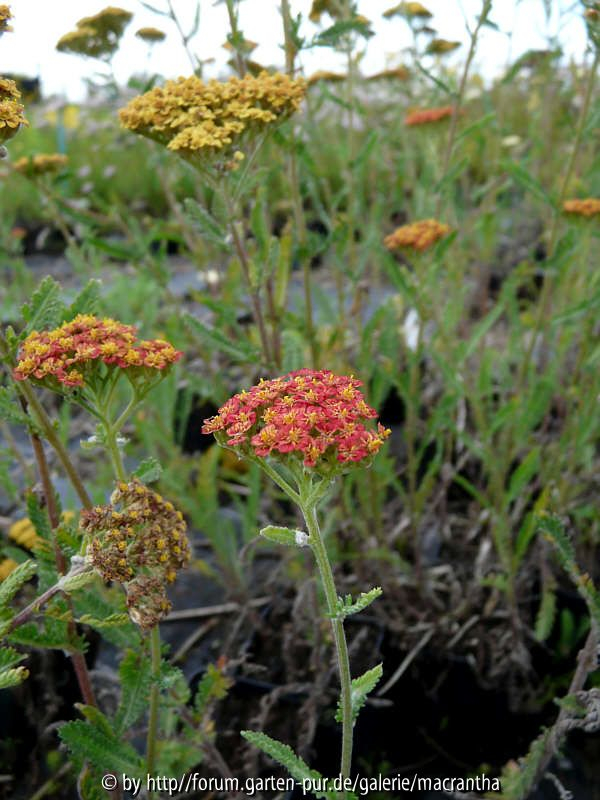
202, 369, 391, 475
0, 4, 12, 34
307, 70, 347, 85
118, 71, 306, 163
13, 153, 68, 177
384, 219, 452, 252
405, 105, 455, 126
13, 314, 182, 389
135, 26, 166, 43
367, 66, 410, 81
426, 39, 461, 54
383, 2, 433, 19
563, 198, 600, 218
80, 480, 190, 628
0, 76, 27, 144
57, 6, 132, 59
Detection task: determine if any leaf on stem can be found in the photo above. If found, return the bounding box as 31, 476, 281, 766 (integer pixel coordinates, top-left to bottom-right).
335, 663, 383, 723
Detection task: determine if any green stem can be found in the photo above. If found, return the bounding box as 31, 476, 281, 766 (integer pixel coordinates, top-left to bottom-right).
302, 500, 353, 786
146, 624, 162, 791
435, 0, 492, 219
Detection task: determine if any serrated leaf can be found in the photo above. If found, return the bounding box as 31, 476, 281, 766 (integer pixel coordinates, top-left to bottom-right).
183, 198, 228, 249
336, 663, 383, 723
312, 18, 373, 47
0, 387, 32, 428
0, 559, 37, 608
503, 161, 555, 207
241, 731, 337, 799
77, 612, 130, 628
133, 456, 163, 484
331, 587, 382, 619
64, 279, 102, 320
0, 666, 29, 688
281, 329, 307, 372
21, 276, 64, 334
59, 720, 143, 778
184, 313, 259, 362
25, 492, 53, 542
115, 650, 153, 734
194, 663, 231, 716
0, 646, 26, 670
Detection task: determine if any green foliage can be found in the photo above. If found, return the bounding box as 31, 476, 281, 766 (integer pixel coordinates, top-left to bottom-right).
21, 276, 64, 335
59, 715, 144, 779
259, 524, 307, 547
132, 455, 163, 484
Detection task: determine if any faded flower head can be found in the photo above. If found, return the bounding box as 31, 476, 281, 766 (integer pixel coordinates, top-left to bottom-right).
81, 480, 190, 628
309, 0, 345, 22
13, 153, 68, 177
13, 314, 182, 389
119, 71, 306, 166
0, 4, 12, 34
563, 198, 600, 218
202, 369, 391, 475
57, 6, 132, 59
384, 219, 452, 252
405, 105, 455, 126
383, 2, 433, 19
135, 26, 166, 43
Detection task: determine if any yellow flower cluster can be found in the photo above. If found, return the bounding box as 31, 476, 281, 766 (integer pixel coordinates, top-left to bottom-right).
135, 26, 166, 43
383, 2, 432, 19
13, 153, 68, 177
57, 6, 132, 59
384, 219, 452, 252
119, 71, 306, 162
0, 75, 27, 144
0, 4, 12, 34
0, 558, 18, 581
427, 39, 461, 54
81, 480, 190, 628
563, 198, 600, 218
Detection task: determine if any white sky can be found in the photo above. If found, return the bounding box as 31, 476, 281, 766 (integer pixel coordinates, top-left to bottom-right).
2, 1, 589, 100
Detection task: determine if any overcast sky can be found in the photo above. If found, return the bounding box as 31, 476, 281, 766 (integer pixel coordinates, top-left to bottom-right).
2, 0, 589, 100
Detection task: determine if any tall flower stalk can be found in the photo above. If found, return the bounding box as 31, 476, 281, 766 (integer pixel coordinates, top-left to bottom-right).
203, 369, 389, 788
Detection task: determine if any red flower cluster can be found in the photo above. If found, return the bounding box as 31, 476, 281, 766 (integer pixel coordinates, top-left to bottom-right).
405, 105, 454, 126
202, 369, 390, 471
14, 314, 182, 388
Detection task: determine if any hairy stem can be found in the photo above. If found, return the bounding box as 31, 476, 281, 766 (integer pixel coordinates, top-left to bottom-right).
146, 624, 162, 792
302, 501, 353, 787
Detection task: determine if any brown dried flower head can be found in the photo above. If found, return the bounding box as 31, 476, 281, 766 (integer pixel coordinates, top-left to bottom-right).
80, 480, 190, 629
384, 219, 452, 252
119, 71, 306, 166
13, 153, 68, 177
0, 77, 20, 101
135, 26, 166, 43
0, 4, 13, 34
563, 198, 600, 218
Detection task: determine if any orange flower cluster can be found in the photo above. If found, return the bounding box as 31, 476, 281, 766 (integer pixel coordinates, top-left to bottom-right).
81, 480, 190, 628
14, 314, 182, 388
563, 198, 600, 218
203, 369, 390, 473
405, 105, 454, 126
384, 219, 451, 252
